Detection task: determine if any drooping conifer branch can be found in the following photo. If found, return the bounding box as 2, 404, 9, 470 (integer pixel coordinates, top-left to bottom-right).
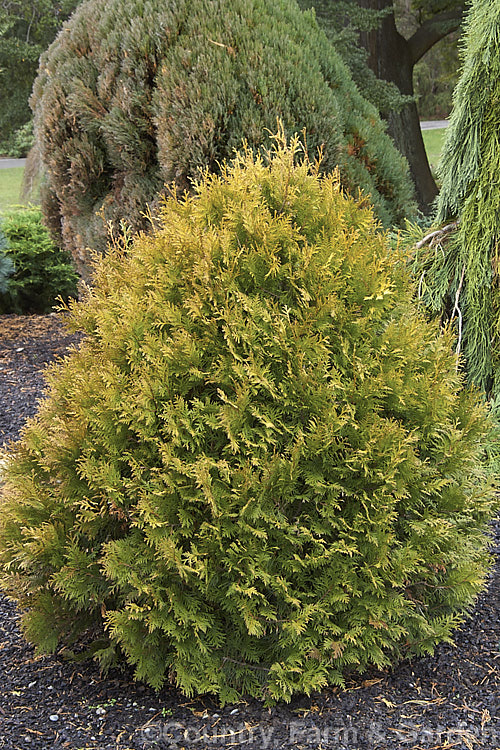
423, 0, 500, 398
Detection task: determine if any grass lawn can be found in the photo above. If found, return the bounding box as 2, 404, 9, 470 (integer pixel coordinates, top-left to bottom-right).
421, 127, 447, 176
0, 168, 25, 213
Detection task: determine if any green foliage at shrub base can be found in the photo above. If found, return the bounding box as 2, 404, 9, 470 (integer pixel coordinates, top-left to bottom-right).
0, 225, 15, 293
0, 136, 497, 704
0, 207, 78, 313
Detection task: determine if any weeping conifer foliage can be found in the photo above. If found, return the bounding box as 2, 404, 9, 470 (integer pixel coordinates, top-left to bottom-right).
31, 0, 416, 279
0, 135, 497, 704
416, 0, 500, 402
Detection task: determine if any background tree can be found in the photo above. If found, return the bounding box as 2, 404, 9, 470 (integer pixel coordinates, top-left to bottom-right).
1, 0, 464, 199
397, 0, 461, 120
0, 0, 78, 154
413, 32, 460, 119
299, 0, 465, 210
31, 0, 416, 280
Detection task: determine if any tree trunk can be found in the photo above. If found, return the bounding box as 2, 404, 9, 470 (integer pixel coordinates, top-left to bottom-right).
358, 0, 438, 211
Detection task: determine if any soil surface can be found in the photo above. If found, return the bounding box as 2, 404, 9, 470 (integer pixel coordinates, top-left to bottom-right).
0, 314, 498, 750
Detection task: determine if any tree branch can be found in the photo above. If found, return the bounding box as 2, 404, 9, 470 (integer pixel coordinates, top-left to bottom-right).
408, 7, 466, 65
415, 221, 458, 249
25, 5, 35, 44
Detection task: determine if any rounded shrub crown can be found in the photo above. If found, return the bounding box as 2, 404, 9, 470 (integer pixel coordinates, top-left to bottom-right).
31, 0, 416, 279
0, 136, 496, 705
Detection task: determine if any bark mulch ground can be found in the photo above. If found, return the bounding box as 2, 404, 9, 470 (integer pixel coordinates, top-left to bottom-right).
0, 313, 498, 750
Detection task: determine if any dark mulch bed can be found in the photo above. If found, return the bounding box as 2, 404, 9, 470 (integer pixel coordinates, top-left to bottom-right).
0, 314, 81, 447
0, 313, 498, 750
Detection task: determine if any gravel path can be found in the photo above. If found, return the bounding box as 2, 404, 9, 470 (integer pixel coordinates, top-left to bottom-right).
0, 314, 498, 750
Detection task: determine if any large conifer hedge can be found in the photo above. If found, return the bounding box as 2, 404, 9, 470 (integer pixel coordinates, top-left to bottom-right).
0, 136, 496, 704
31, 0, 416, 279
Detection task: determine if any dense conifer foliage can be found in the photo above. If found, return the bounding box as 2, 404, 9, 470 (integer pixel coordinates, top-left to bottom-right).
0, 136, 496, 703
416, 0, 500, 402
31, 0, 416, 279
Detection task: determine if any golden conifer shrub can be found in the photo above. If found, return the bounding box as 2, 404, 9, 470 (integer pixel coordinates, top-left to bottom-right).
0, 135, 497, 704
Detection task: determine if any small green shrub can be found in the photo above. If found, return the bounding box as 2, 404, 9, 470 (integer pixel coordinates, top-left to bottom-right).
0, 136, 497, 705
0, 206, 78, 313
0, 225, 14, 293
1, 120, 35, 158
